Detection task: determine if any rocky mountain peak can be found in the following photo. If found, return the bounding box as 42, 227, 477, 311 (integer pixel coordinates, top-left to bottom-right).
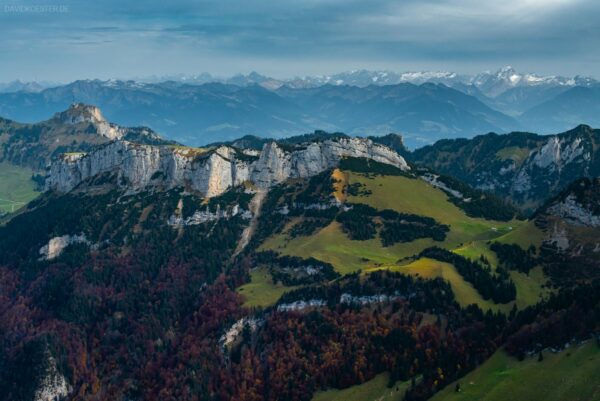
54, 103, 106, 125
0, 104, 180, 172
470, 66, 580, 97
52, 103, 124, 140
563, 124, 594, 136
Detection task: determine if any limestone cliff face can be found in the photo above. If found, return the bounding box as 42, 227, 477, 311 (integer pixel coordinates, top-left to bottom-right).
511, 135, 592, 195
46, 137, 409, 197
251, 138, 408, 187
46, 142, 250, 197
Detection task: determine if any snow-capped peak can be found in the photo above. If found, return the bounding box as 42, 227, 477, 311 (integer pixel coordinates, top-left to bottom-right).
121, 66, 597, 96
469, 66, 586, 97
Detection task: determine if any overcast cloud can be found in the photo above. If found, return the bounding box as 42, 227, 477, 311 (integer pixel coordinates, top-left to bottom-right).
0, 0, 598, 81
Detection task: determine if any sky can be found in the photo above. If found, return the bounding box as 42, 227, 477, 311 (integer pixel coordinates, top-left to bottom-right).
0, 0, 599, 82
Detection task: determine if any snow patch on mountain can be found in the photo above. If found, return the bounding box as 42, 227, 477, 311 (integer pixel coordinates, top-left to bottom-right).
471, 66, 585, 97
135, 67, 596, 96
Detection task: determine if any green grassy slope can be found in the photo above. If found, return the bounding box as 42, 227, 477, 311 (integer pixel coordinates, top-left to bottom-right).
0, 162, 39, 213
454, 241, 499, 267
508, 267, 550, 310
263, 221, 438, 275
495, 146, 531, 165
494, 220, 545, 249
346, 174, 520, 239
369, 258, 503, 311
430, 342, 600, 401
312, 372, 410, 401
371, 258, 547, 313
249, 169, 593, 401
452, 239, 550, 310
313, 343, 599, 401
237, 266, 301, 308
263, 173, 520, 273
259, 172, 544, 310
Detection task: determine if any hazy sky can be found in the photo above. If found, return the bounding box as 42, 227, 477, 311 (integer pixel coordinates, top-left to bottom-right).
0, 0, 598, 82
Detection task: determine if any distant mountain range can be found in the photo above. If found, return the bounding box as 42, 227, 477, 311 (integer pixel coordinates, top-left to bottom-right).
0, 67, 598, 147
135, 66, 596, 97
0, 80, 59, 93
0, 80, 520, 147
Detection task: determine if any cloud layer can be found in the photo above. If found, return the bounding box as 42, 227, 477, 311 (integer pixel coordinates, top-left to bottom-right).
0, 0, 598, 81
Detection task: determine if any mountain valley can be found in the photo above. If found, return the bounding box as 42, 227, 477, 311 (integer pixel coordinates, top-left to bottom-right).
4, 0, 600, 396
0, 104, 598, 401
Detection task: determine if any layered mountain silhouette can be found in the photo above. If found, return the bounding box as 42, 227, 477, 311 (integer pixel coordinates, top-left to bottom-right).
0, 67, 598, 148
0, 80, 520, 147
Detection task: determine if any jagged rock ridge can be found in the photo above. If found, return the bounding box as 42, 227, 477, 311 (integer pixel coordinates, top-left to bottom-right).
410, 124, 600, 209
46, 135, 409, 197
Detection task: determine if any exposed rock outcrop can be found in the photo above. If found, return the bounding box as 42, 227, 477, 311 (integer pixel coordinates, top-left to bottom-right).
511, 134, 591, 195
220, 317, 263, 349
168, 203, 252, 226
420, 173, 466, 200
277, 299, 327, 312
540, 178, 600, 228
33, 352, 70, 401
39, 234, 90, 260
233, 190, 267, 257
276, 292, 401, 312
46, 137, 409, 198
546, 194, 600, 227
